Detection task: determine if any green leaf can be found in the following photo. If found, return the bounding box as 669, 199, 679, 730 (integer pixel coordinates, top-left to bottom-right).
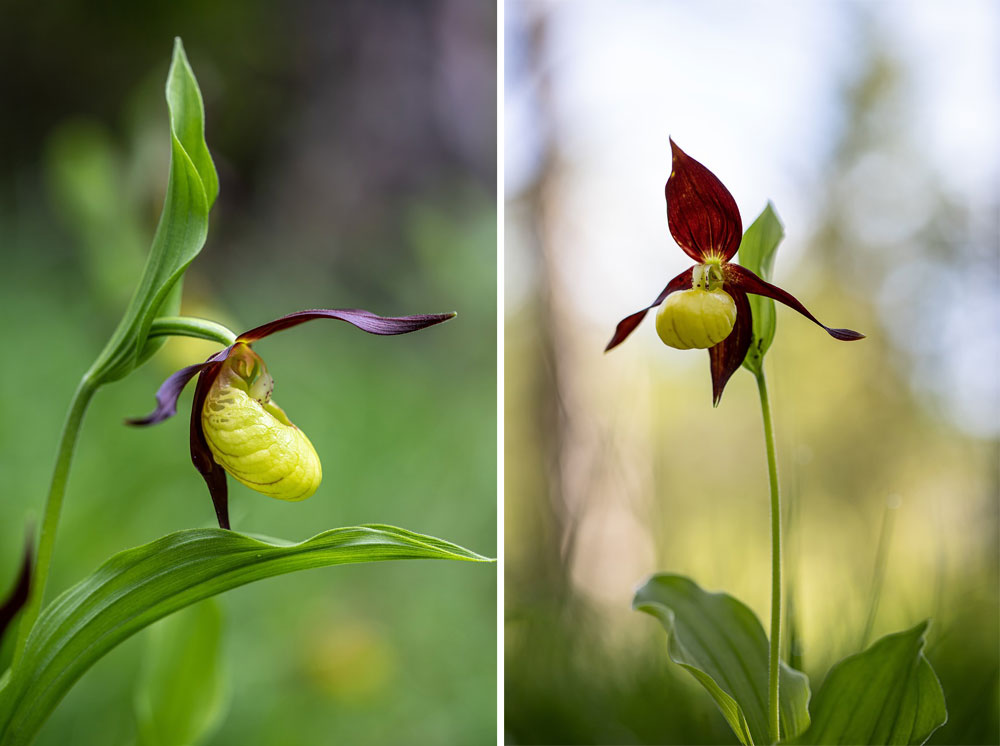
134, 599, 227, 746
0, 525, 490, 744
634, 574, 810, 745
738, 202, 784, 374
793, 622, 946, 745
87, 38, 218, 384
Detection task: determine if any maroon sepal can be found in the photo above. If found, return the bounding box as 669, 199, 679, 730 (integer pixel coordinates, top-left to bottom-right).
709, 286, 753, 406
606, 267, 693, 351
126, 347, 233, 426
190, 361, 230, 529
237, 309, 456, 343
725, 263, 865, 341
667, 139, 743, 262
0, 529, 34, 646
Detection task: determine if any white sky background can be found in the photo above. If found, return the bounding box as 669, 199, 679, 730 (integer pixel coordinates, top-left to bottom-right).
505, 0, 1000, 436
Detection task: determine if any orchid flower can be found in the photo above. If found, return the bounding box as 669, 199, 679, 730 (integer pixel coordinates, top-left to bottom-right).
607, 139, 863, 404
129, 308, 454, 529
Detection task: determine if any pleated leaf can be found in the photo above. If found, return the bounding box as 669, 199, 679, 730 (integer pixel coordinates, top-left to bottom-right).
793, 621, 946, 745
634, 574, 811, 745
0, 525, 490, 744
88, 38, 219, 384
738, 203, 784, 374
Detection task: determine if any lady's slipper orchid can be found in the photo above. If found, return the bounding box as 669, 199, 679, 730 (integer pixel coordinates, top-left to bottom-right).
129, 308, 454, 529
607, 139, 863, 404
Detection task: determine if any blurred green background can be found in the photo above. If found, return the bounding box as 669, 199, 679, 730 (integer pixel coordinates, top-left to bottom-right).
0, 1, 496, 744
505, 2, 997, 744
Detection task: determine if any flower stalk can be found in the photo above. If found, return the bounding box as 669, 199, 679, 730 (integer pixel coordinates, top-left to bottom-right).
12, 375, 98, 666
756, 367, 781, 744
148, 316, 238, 346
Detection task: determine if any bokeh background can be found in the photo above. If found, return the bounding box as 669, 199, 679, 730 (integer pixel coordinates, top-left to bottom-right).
505, 1, 998, 744
0, 1, 496, 744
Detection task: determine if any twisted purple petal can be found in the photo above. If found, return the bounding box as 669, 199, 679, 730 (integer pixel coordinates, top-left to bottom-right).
237, 309, 456, 343
126, 346, 233, 426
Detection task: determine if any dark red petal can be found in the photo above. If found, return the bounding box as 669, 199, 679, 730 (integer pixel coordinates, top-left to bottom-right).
725, 263, 865, 341
606, 267, 694, 351
0, 528, 33, 646
189, 362, 230, 530
667, 139, 743, 262
126, 346, 234, 426
236, 309, 456, 343
709, 286, 753, 406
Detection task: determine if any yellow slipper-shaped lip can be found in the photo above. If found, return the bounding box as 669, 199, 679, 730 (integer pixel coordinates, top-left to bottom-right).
655, 287, 737, 350
202, 345, 322, 501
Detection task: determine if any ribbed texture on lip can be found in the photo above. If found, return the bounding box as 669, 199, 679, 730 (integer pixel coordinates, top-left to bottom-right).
202, 384, 322, 502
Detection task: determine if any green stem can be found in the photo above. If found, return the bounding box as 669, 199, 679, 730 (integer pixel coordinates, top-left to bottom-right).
11, 317, 234, 667
12, 376, 98, 665
756, 368, 781, 744
148, 316, 237, 346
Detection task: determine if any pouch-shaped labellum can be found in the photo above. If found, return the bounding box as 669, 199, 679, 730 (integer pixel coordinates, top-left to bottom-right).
656, 288, 737, 349
201, 345, 322, 501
